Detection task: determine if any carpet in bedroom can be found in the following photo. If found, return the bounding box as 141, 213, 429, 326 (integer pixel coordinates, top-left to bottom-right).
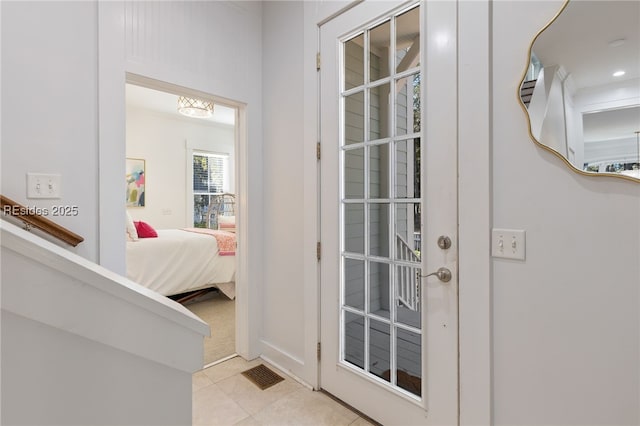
184, 290, 235, 366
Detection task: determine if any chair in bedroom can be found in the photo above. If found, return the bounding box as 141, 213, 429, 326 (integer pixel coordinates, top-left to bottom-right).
206, 193, 236, 231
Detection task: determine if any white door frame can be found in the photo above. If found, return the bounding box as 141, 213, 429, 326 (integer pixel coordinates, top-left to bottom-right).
122, 73, 251, 362
97, 1, 257, 360
457, 2, 492, 424
307, 1, 492, 424
98, 41, 258, 359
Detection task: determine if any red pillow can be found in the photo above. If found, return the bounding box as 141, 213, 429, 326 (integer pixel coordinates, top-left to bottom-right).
134, 221, 158, 238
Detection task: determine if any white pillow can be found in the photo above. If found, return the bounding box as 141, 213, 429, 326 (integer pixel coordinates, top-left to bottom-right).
126, 211, 139, 241
218, 215, 236, 233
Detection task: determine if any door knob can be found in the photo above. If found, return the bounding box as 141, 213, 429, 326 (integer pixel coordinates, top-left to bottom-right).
421, 267, 452, 283
437, 235, 452, 250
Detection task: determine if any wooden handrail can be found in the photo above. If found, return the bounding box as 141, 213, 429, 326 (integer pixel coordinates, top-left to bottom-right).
1, 195, 84, 247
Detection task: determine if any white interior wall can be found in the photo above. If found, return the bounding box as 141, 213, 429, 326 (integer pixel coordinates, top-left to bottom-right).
126, 106, 235, 229
564, 89, 584, 168
1, 1, 99, 261
537, 65, 568, 157
100, 0, 264, 359
260, 0, 358, 385
260, 1, 306, 369
493, 2, 640, 424
3, 0, 264, 373
527, 68, 547, 140
3, 0, 639, 423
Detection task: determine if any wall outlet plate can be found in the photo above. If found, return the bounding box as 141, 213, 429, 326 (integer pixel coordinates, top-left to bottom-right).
27, 173, 61, 199
491, 228, 526, 260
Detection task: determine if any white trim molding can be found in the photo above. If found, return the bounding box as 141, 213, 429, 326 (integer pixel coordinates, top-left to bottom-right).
458, 1, 492, 424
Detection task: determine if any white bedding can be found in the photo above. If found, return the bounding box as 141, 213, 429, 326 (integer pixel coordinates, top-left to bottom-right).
126, 229, 235, 298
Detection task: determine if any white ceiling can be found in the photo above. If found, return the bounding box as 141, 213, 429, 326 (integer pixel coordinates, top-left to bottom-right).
532, 1, 640, 144
126, 84, 236, 126
532, 0, 639, 90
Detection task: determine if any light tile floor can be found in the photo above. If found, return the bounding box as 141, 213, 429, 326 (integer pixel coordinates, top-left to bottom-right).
193, 356, 375, 426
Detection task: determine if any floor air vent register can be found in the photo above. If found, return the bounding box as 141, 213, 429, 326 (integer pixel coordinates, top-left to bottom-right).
241, 364, 285, 390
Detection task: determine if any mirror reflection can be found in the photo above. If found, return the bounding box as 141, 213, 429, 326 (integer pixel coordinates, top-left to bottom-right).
520, 0, 640, 180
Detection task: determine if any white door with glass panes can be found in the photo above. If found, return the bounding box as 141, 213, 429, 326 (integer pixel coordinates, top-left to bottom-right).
319, 2, 458, 424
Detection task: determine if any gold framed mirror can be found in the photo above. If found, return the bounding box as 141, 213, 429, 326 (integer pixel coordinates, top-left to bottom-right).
519, 0, 640, 182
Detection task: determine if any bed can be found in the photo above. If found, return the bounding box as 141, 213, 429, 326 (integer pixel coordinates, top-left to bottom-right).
126, 228, 236, 299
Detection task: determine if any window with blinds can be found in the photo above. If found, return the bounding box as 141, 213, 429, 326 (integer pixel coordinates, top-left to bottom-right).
193, 152, 227, 228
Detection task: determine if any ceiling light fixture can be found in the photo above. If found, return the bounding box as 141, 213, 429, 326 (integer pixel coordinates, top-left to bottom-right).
612, 70, 626, 77
177, 96, 214, 118
608, 38, 626, 48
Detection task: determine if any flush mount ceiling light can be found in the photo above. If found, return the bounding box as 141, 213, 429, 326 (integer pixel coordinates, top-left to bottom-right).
612, 70, 626, 77
177, 96, 214, 118
608, 38, 626, 48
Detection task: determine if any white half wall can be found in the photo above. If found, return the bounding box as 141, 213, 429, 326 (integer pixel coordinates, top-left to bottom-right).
493, 1, 640, 424
126, 106, 235, 229
1, 220, 207, 426
2, 311, 193, 426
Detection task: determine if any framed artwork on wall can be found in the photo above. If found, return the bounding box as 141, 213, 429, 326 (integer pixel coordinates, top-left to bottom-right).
126, 158, 146, 207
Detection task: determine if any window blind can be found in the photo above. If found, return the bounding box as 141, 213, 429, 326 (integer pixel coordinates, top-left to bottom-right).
193, 152, 228, 228
193, 153, 226, 194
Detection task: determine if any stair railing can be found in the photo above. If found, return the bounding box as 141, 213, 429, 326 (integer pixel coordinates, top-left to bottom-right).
1, 195, 84, 246
396, 233, 420, 311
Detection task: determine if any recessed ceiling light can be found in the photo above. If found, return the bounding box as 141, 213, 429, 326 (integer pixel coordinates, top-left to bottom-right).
613, 70, 626, 77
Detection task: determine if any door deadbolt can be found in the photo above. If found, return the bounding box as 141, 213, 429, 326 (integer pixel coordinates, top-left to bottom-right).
421, 267, 452, 283
437, 235, 452, 250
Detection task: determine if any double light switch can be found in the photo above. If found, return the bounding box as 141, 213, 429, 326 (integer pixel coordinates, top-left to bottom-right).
491, 228, 526, 260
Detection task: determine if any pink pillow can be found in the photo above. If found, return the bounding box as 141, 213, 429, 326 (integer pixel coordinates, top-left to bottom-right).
134, 221, 158, 238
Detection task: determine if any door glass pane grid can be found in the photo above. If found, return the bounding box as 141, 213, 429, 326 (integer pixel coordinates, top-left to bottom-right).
395, 73, 421, 137
340, 3, 422, 400
395, 5, 421, 74
344, 32, 364, 90
395, 265, 422, 327
368, 142, 390, 199
394, 138, 421, 200
344, 257, 365, 311
344, 91, 365, 146
369, 83, 391, 141
368, 19, 391, 83
342, 263, 395, 381
343, 310, 365, 370
344, 147, 365, 199
369, 319, 391, 382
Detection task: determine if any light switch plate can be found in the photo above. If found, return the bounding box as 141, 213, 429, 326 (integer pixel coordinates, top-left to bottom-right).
27, 173, 61, 199
492, 228, 526, 260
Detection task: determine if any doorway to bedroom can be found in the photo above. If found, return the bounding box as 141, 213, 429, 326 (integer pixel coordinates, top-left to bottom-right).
125, 80, 240, 367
